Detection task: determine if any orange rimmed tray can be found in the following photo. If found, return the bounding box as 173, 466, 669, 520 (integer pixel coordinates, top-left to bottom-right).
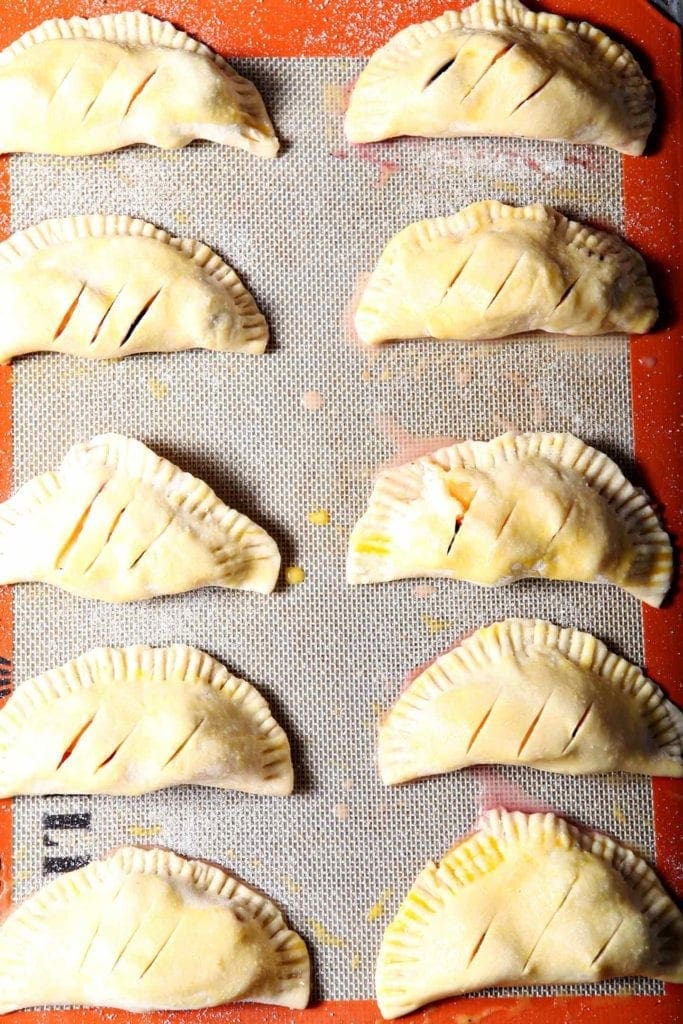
0, 1, 680, 1022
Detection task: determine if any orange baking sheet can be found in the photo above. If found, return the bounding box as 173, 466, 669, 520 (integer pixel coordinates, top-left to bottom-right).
0, 1, 681, 1022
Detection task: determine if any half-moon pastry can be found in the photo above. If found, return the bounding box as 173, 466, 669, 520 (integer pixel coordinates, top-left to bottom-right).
348, 431, 672, 607
355, 202, 657, 345
0, 435, 280, 601
377, 809, 683, 1017
346, 0, 654, 155
379, 619, 683, 783
0, 215, 268, 362
0, 846, 310, 1013
0, 11, 279, 157
0, 645, 293, 797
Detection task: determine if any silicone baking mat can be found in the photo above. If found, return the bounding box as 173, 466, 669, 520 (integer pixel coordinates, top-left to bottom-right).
0, 2, 681, 1023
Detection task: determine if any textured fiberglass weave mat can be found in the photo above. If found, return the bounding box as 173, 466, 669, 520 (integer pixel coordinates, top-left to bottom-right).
10, 58, 659, 1002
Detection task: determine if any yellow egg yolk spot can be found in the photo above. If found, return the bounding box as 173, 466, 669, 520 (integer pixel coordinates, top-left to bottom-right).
307, 508, 330, 526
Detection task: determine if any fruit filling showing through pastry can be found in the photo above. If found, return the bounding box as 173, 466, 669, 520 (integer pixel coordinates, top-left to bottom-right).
445, 480, 476, 554
0, 435, 281, 601
348, 432, 673, 607
0, 645, 295, 797
0, 215, 269, 362
354, 202, 658, 346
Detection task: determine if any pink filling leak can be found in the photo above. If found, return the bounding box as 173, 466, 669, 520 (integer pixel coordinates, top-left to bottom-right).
302, 390, 324, 410
474, 767, 562, 818
375, 413, 463, 471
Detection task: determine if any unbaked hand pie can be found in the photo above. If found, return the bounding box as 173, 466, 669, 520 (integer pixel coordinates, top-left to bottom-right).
348, 432, 672, 607
346, 0, 654, 154
355, 202, 657, 345
0, 644, 293, 797
0, 846, 310, 1013
0, 11, 278, 157
0, 215, 268, 362
377, 809, 683, 1018
379, 619, 683, 784
0, 435, 280, 601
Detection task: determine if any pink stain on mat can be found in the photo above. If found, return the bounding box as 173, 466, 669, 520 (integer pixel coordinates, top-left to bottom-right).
474, 767, 561, 817
433, 774, 564, 858
522, 156, 545, 175
322, 78, 357, 116
356, 146, 400, 188
563, 151, 605, 173
341, 142, 401, 187
491, 413, 521, 435
302, 390, 324, 410
376, 158, 400, 187
375, 413, 463, 470
413, 583, 436, 599
333, 78, 357, 114
453, 364, 473, 386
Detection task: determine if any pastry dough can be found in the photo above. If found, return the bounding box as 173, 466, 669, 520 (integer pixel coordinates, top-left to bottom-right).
0, 645, 293, 797
356, 202, 657, 345
0, 435, 280, 601
0, 215, 268, 362
348, 431, 672, 607
379, 619, 683, 784
0, 846, 310, 1013
346, 0, 654, 154
377, 809, 683, 1017
0, 11, 278, 157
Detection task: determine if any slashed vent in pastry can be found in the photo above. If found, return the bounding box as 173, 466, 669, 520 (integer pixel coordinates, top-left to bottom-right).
377, 809, 683, 1018
379, 619, 683, 784
0, 846, 310, 1013
0, 435, 280, 601
0, 216, 268, 362
0, 645, 293, 797
346, 0, 654, 154
0, 11, 279, 157
356, 202, 657, 345
348, 432, 672, 607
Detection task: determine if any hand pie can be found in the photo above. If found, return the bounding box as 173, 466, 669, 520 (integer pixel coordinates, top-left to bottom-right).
0, 215, 268, 362
348, 431, 672, 607
346, 0, 654, 154
0, 846, 310, 1013
0, 435, 280, 601
0, 11, 278, 157
355, 202, 657, 345
377, 809, 683, 1018
379, 619, 683, 785
0, 644, 293, 797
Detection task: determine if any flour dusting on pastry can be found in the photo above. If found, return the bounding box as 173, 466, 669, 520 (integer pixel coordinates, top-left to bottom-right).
0, 847, 310, 1012
0, 215, 269, 362
0, 645, 294, 797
